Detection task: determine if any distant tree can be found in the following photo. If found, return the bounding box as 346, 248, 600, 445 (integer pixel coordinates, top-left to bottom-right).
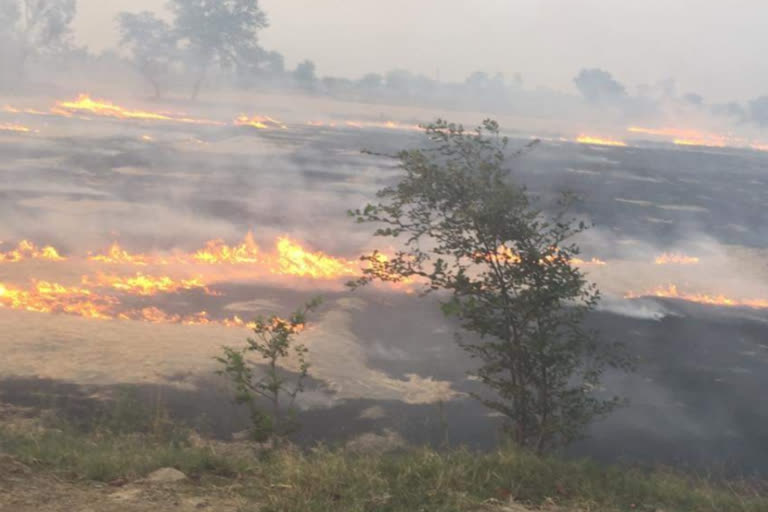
465, 71, 490, 89
321, 76, 353, 96
216, 298, 321, 444
657, 77, 677, 99
409, 73, 438, 97
683, 92, 704, 107
117, 11, 178, 98
263, 50, 284, 75
490, 72, 505, 90
293, 59, 317, 91
0, 0, 19, 31
358, 72, 383, 90
166, 0, 269, 99
0, 4, 19, 79
385, 69, 415, 95
0, 0, 77, 77
233, 48, 285, 88
465, 71, 506, 99
350, 120, 633, 453
748, 96, 768, 127
711, 101, 746, 121
511, 72, 524, 89
637, 78, 676, 102
573, 68, 626, 103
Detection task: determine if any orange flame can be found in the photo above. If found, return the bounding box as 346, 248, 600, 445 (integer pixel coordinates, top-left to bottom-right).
121, 307, 215, 326
673, 138, 726, 148
192, 232, 260, 264
476, 246, 604, 266
628, 126, 692, 138
576, 135, 627, 147
654, 252, 700, 265
220, 315, 258, 329
0, 279, 258, 327
0, 123, 31, 133
306, 120, 421, 131
307, 120, 337, 128
88, 242, 164, 265
88, 234, 357, 280
625, 284, 768, 309
42, 233, 386, 282
628, 126, 738, 149
190, 233, 359, 279
82, 273, 213, 296
55, 94, 224, 126
0, 280, 117, 319
57, 94, 174, 121
0, 241, 66, 263
572, 257, 608, 266
234, 115, 287, 130
274, 237, 357, 279
347, 120, 421, 131
495, 246, 523, 263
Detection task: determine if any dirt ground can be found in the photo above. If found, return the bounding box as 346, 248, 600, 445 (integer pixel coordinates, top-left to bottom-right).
0, 464, 243, 512
0, 466, 540, 512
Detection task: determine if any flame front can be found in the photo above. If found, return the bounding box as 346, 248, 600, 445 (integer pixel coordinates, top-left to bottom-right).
0, 241, 66, 263
192, 232, 260, 264
0, 280, 117, 319
625, 284, 768, 309
2, 105, 49, 116
306, 120, 421, 131
234, 115, 287, 130
673, 138, 726, 148
57, 94, 175, 121
576, 135, 627, 147
88, 242, 164, 265
477, 246, 605, 267
0, 123, 32, 133
0, 279, 252, 327
5, 95, 435, 136
627, 126, 764, 150
122, 307, 212, 326
82, 273, 213, 296
654, 252, 700, 265
54, 94, 224, 126
274, 237, 357, 278
572, 257, 608, 266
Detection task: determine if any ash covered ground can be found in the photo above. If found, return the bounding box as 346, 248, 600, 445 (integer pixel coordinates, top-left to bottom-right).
1, 92, 768, 473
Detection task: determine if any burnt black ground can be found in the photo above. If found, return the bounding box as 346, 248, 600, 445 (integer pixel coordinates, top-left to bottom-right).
1, 117, 768, 474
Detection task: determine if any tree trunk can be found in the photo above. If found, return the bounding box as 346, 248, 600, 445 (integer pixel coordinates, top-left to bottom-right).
148, 75, 161, 99
141, 65, 162, 99
190, 76, 203, 101
190, 64, 208, 101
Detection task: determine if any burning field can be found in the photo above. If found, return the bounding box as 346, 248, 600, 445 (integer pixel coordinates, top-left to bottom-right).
2, 90, 768, 469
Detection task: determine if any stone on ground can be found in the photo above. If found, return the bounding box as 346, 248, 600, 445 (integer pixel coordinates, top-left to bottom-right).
145, 467, 188, 483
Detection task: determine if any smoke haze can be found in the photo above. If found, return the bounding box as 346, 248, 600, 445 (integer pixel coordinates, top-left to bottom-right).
75, 0, 768, 102
1, 0, 768, 475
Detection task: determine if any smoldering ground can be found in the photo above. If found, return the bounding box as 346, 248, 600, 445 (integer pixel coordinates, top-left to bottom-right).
1, 90, 768, 473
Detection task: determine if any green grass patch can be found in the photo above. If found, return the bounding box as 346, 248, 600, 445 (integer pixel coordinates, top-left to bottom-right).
0, 425, 252, 482
0, 425, 765, 511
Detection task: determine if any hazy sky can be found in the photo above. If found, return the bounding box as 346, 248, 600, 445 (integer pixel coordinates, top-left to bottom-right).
75, 0, 767, 102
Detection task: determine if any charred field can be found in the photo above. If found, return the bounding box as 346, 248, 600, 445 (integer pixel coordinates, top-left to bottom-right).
1, 91, 768, 475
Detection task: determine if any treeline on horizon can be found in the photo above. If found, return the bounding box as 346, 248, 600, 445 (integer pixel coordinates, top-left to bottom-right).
2, 0, 768, 127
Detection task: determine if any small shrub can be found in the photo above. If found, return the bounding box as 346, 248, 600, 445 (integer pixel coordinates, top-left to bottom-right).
216, 297, 322, 444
